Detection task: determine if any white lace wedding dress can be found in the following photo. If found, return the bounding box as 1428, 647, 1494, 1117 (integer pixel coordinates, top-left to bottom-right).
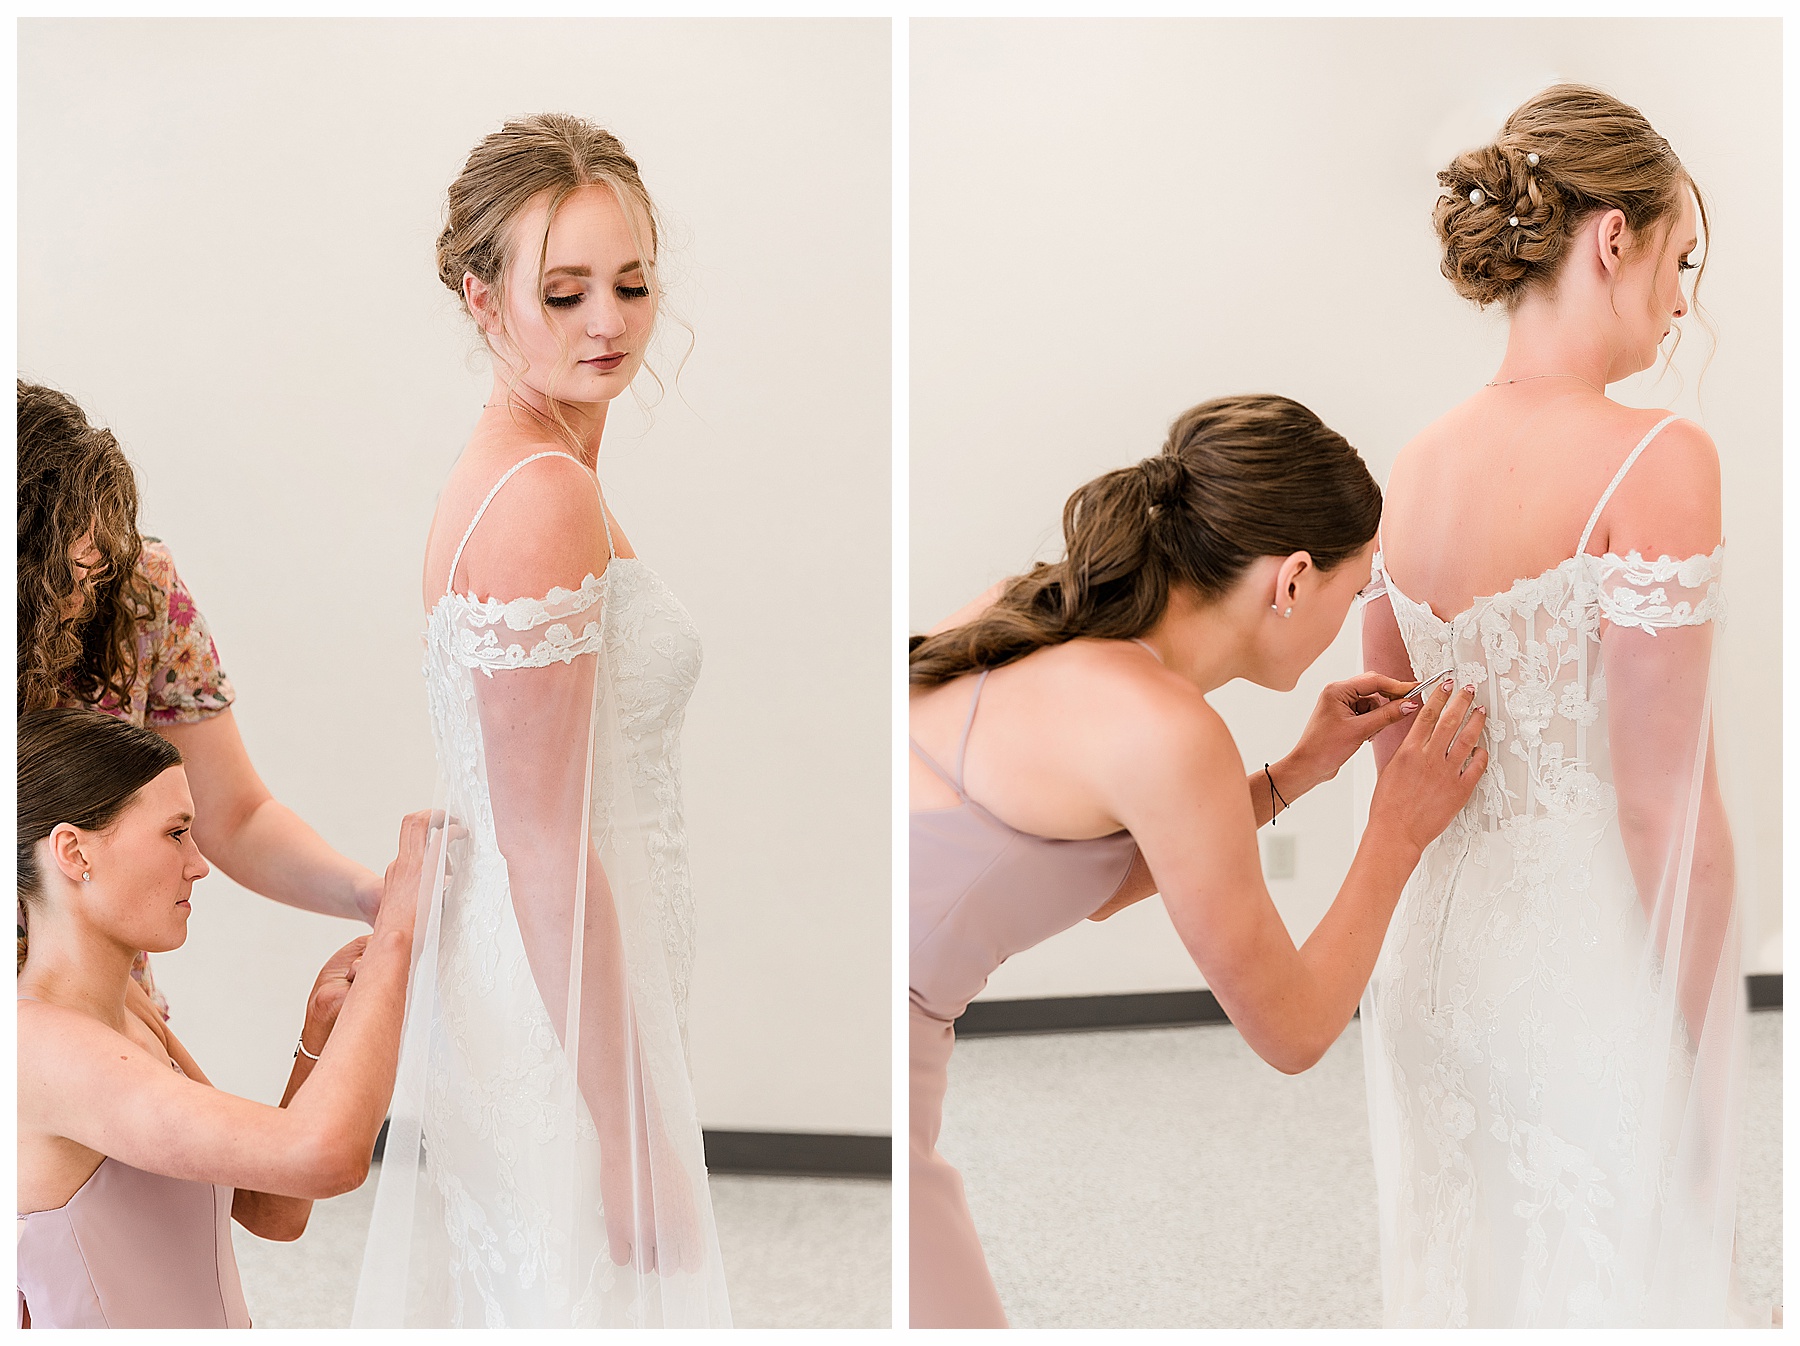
1360, 416, 1745, 1327
353, 450, 732, 1327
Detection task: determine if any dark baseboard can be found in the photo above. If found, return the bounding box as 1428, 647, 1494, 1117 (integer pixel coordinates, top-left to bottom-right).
371, 1118, 890, 1178
960, 974, 1785, 1038
957, 988, 1233, 1036
703, 1130, 890, 1178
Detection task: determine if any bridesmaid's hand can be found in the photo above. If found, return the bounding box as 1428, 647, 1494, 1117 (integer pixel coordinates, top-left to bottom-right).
1367, 680, 1489, 856
1282, 673, 1424, 794
301, 936, 371, 1052
372, 810, 462, 940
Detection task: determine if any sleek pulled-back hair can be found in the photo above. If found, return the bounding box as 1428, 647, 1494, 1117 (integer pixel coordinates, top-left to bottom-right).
909, 394, 1382, 687
1435, 84, 1708, 312
17, 707, 183, 970
17, 381, 155, 715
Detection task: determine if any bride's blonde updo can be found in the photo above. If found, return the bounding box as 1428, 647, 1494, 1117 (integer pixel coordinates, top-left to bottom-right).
435, 112, 662, 337
1435, 84, 1706, 310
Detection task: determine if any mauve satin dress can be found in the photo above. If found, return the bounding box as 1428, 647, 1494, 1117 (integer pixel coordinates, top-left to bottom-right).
910, 670, 1139, 1328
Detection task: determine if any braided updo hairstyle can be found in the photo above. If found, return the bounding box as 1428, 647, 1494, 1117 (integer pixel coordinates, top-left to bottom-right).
1435, 85, 1707, 310
909, 394, 1382, 686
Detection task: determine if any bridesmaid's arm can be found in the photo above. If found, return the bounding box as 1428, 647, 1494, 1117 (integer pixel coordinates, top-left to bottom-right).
18, 818, 430, 1204
217, 937, 370, 1240
1095, 677, 1483, 1073
158, 711, 383, 924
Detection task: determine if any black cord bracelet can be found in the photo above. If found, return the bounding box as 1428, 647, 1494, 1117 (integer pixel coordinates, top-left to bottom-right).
1264, 763, 1289, 823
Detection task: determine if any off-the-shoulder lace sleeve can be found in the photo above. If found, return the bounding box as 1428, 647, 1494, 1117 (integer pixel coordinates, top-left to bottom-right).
1592, 546, 1725, 634
445, 573, 609, 675
133, 539, 236, 725
1361, 548, 1390, 604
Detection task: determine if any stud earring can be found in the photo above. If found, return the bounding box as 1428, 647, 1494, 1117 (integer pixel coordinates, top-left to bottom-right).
83, 871, 91, 882
1270, 603, 1291, 618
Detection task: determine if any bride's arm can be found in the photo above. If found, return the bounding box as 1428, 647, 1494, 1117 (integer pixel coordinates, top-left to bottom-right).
1095, 676, 1484, 1073
1362, 594, 1418, 773
459, 463, 677, 1268
1595, 417, 1732, 1037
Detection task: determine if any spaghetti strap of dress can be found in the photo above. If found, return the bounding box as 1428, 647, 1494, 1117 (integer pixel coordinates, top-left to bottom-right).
444, 450, 614, 594
909, 669, 992, 800
1577, 414, 1681, 557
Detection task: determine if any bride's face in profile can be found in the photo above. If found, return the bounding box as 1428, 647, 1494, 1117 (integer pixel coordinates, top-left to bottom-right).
1611, 189, 1699, 378
474, 184, 658, 408
44, 766, 209, 956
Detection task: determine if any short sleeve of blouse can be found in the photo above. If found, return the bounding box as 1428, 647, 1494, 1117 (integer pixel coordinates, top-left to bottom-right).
136, 539, 236, 724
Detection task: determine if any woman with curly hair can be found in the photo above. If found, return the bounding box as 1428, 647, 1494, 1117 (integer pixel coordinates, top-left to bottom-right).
17, 381, 381, 1011
1360, 85, 1749, 1326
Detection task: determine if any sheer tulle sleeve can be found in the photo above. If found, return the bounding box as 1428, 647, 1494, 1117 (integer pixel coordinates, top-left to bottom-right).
1593, 545, 1747, 1322
354, 499, 727, 1324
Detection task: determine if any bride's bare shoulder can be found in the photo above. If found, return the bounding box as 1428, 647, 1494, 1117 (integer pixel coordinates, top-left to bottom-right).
1600, 413, 1721, 556
438, 445, 607, 599
1381, 401, 1484, 499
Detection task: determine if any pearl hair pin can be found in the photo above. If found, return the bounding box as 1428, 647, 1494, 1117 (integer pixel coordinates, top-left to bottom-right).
1527, 152, 1541, 166
1468, 188, 1485, 206
1509, 216, 1519, 227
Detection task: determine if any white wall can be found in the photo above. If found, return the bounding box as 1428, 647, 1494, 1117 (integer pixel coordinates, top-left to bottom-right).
20, 18, 892, 1134
910, 18, 1782, 1000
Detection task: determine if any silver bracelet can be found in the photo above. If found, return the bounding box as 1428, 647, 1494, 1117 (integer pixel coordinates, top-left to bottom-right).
294, 1035, 322, 1062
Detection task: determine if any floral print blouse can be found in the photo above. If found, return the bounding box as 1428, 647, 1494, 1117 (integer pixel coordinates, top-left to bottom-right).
70, 538, 235, 1015
87, 538, 237, 726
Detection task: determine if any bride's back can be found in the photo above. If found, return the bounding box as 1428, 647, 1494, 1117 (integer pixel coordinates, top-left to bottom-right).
1380, 387, 1705, 619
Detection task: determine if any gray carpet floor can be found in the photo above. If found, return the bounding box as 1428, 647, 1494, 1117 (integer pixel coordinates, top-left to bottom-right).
940, 1009, 1782, 1328
231, 1169, 890, 1328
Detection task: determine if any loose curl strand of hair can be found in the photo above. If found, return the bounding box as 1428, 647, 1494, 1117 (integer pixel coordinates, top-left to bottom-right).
909, 394, 1382, 687
17, 382, 155, 716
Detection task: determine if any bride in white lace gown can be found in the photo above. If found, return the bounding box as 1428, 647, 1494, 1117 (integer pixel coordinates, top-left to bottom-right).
1359, 87, 1749, 1327
352, 115, 729, 1326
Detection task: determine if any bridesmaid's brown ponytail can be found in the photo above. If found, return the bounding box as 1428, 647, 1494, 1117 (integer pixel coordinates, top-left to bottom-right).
909, 393, 1381, 687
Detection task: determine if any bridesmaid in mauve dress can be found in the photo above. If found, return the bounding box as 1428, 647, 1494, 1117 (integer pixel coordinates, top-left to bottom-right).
909, 394, 1489, 1326
15, 709, 434, 1328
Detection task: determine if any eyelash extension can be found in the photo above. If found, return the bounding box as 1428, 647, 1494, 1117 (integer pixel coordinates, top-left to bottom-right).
171, 828, 189, 841
1678, 258, 1698, 272
544, 284, 651, 309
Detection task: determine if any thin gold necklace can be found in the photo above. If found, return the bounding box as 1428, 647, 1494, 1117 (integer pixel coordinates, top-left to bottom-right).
1484, 372, 1605, 395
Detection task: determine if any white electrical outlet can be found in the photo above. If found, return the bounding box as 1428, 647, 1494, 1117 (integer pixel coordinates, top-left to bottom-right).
1264, 833, 1297, 880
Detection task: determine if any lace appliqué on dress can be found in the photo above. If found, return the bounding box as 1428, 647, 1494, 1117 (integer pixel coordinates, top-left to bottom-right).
416, 557, 705, 1325
1363, 544, 1725, 1327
